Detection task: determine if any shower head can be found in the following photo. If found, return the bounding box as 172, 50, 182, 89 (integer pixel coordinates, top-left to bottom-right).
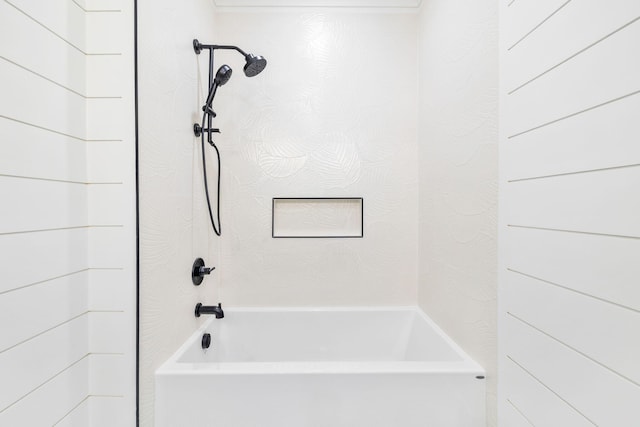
243, 54, 267, 77
214, 64, 233, 86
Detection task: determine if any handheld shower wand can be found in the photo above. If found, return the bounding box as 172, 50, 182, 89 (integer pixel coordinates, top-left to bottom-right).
203, 65, 233, 116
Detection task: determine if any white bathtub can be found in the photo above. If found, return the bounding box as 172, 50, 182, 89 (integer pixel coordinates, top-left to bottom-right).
155, 307, 485, 427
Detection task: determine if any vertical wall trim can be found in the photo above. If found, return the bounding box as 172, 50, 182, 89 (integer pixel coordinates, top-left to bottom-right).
133, 0, 140, 425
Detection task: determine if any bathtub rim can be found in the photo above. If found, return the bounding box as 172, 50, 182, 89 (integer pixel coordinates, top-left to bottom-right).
156, 306, 485, 376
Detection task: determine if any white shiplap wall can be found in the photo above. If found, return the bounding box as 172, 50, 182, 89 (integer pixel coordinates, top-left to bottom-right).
0, 0, 135, 425
499, 0, 640, 425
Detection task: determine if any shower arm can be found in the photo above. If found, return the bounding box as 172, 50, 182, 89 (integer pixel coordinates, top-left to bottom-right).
193, 39, 248, 57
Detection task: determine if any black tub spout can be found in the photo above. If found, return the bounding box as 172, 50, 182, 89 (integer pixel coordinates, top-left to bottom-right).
195, 302, 224, 318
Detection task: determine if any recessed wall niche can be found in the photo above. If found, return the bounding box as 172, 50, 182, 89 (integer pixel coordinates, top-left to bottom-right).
272, 198, 364, 238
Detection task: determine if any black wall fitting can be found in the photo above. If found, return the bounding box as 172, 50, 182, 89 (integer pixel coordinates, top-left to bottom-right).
202, 333, 212, 350
195, 302, 224, 318
192, 39, 266, 142
192, 258, 214, 286
193, 38, 267, 238
193, 123, 220, 139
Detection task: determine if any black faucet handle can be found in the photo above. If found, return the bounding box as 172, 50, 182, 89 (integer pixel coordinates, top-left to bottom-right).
192, 258, 215, 285
199, 266, 215, 275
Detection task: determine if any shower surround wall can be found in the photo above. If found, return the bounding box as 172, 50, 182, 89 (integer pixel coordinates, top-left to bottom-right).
212, 8, 418, 307
499, 1, 640, 425
0, 0, 136, 425
139, 3, 418, 424
137, 0, 221, 425
417, 0, 498, 426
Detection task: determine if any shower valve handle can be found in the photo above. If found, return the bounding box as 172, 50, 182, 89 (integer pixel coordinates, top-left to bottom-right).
199, 266, 214, 275
192, 258, 215, 286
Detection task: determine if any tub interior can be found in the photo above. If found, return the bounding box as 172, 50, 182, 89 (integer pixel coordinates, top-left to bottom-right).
177, 308, 464, 364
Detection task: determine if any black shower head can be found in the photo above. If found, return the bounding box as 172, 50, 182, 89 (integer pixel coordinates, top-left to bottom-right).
214, 64, 233, 86
243, 54, 267, 77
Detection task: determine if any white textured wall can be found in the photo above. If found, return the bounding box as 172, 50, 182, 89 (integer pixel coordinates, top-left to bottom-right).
0, 0, 136, 425
499, 1, 640, 425
137, 0, 220, 425
417, 0, 498, 426
212, 8, 419, 307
